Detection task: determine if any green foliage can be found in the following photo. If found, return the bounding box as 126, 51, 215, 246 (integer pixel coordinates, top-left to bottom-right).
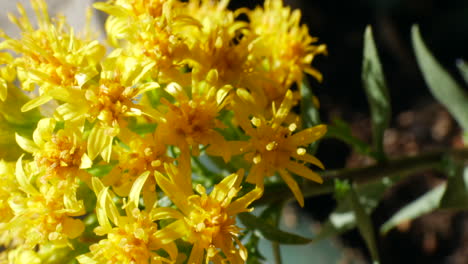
238, 212, 312, 245
412, 25, 468, 133
362, 26, 391, 162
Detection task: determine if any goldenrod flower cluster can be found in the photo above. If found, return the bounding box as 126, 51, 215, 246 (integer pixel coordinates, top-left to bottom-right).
0, 0, 327, 263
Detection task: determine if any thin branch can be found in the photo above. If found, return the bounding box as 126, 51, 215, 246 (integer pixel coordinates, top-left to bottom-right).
255, 148, 468, 206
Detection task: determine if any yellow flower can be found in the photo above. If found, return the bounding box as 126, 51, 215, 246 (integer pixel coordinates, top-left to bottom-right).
154, 164, 262, 264
102, 131, 173, 208
179, 0, 255, 88
77, 175, 178, 264
247, 0, 327, 101
15, 118, 92, 183
232, 89, 326, 207
156, 79, 231, 158
0, 160, 18, 246
6, 156, 85, 248
55, 54, 162, 161
0, 0, 105, 111
94, 0, 195, 84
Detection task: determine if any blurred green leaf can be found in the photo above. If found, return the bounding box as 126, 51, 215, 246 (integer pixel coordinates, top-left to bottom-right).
380, 183, 446, 234
362, 26, 391, 162
238, 213, 312, 245
412, 25, 468, 132
300, 78, 321, 127
86, 161, 118, 178
300, 79, 322, 154
326, 118, 373, 157
349, 186, 380, 263
440, 157, 468, 209
456, 59, 468, 85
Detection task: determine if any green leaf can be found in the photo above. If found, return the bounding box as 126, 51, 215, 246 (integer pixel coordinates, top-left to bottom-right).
238, 213, 312, 245
349, 186, 380, 263
362, 26, 391, 161
300, 78, 321, 127
300, 79, 322, 154
440, 157, 468, 209
456, 59, 468, 85
381, 183, 446, 234
326, 118, 373, 157
86, 161, 118, 178
412, 25, 468, 132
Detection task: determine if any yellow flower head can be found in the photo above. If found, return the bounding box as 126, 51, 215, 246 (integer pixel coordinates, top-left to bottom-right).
247, 0, 326, 100
233, 89, 326, 207
15, 118, 92, 183
155, 164, 262, 264
180, 0, 255, 88
0, 0, 105, 108
55, 54, 161, 161
157, 79, 231, 158
102, 131, 173, 208
77, 176, 177, 264
94, 0, 194, 83
6, 156, 85, 248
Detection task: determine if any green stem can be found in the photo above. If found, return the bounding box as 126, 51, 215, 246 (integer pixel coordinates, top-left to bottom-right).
255, 148, 468, 206
272, 241, 282, 264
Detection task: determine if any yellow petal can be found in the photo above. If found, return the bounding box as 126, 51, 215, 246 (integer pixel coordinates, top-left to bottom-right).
293, 152, 324, 169
150, 207, 184, 221
0, 78, 7, 101
272, 89, 293, 128
288, 124, 327, 146
279, 169, 304, 207
79, 153, 93, 169
62, 217, 85, 239
87, 125, 112, 160
286, 161, 323, 184
127, 171, 150, 210
227, 187, 263, 215
21, 94, 53, 112
15, 155, 38, 195
154, 220, 187, 244
32, 118, 56, 146
15, 133, 38, 153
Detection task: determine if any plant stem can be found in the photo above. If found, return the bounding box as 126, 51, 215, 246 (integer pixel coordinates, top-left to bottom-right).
272, 241, 282, 264
255, 148, 468, 205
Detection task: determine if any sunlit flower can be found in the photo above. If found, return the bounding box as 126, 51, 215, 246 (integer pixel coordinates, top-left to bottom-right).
247, 0, 327, 102
94, 0, 195, 84
156, 79, 231, 158
77, 176, 177, 264
102, 131, 173, 208
55, 54, 162, 161
179, 0, 255, 88
0, 0, 105, 111
154, 164, 262, 264
15, 118, 92, 183
6, 156, 85, 248
232, 89, 326, 207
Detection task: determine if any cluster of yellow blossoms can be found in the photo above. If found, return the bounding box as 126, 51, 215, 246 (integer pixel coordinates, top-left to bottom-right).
0, 0, 327, 263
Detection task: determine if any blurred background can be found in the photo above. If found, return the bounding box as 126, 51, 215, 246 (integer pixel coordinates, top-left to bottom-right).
2, 0, 468, 263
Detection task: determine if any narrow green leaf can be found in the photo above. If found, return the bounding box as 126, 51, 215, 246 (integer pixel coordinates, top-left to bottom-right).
456, 59, 468, 85
349, 186, 380, 263
362, 26, 391, 161
440, 157, 468, 209
381, 183, 446, 234
238, 213, 312, 245
412, 25, 468, 132
325, 118, 373, 157
300, 79, 322, 154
